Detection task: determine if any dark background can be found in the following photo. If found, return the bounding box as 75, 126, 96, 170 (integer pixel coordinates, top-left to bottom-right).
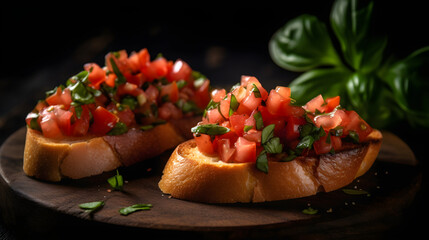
1, 2, 428, 239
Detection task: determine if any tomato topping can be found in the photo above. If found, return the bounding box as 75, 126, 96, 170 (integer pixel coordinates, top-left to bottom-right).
27, 48, 211, 140
90, 106, 119, 135
192, 76, 375, 166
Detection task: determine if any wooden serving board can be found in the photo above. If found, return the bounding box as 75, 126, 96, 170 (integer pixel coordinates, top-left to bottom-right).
0, 128, 421, 239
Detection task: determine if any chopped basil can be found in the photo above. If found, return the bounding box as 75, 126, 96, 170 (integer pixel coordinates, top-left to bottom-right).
79, 201, 104, 214
203, 99, 220, 118
109, 57, 127, 84
264, 137, 283, 154
330, 126, 344, 137
256, 150, 269, 174
121, 95, 138, 110
345, 130, 360, 143
261, 124, 275, 144
229, 94, 239, 116
295, 135, 315, 153
176, 99, 200, 114
253, 111, 264, 130
342, 188, 370, 195
302, 207, 318, 215
243, 125, 253, 132
67, 71, 101, 107
107, 170, 124, 191
191, 124, 230, 136
192, 70, 207, 88
176, 79, 187, 89
107, 122, 128, 136
119, 204, 153, 216
251, 83, 262, 98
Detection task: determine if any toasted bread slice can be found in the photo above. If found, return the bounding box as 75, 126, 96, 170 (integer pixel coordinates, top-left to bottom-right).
23, 116, 200, 181
158, 130, 382, 203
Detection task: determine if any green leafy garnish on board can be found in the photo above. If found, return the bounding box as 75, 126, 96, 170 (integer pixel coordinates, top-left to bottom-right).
107, 170, 124, 191
269, 0, 429, 129
79, 201, 105, 214
119, 204, 153, 216
302, 207, 318, 215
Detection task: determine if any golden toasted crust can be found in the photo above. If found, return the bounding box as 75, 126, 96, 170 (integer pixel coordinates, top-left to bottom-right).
158, 130, 383, 203
23, 116, 200, 181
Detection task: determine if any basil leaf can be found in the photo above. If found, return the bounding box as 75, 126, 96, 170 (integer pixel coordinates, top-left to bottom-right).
289, 68, 352, 105
342, 188, 369, 195
264, 137, 283, 154
256, 150, 269, 174
331, 0, 387, 72
253, 111, 264, 130
203, 99, 219, 118
269, 14, 341, 72
383, 47, 429, 128
121, 95, 138, 110
296, 135, 314, 152
107, 170, 124, 191
191, 124, 230, 136
243, 125, 253, 132
119, 204, 153, 216
79, 201, 104, 213
107, 122, 128, 136
229, 94, 239, 116
109, 58, 127, 84
176, 79, 187, 89
302, 207, 318, 215
261, 124, 275, 145
251, 84, 261, 98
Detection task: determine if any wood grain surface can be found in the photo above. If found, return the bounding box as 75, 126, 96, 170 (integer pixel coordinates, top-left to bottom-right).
0, 127, 422, 239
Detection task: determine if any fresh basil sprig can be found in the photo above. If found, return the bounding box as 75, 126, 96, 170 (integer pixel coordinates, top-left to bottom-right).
269, 0, 429, 129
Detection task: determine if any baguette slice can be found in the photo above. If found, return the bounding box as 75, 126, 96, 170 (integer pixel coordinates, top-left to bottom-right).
23, 116, 200, 182
158, 129, 382, 203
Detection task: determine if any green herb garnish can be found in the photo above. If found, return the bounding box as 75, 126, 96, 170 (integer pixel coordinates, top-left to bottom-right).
269, 0, 429, 129
243, 125, 253, 132
251, 83, 261, 98
107, 122, 128, 136
107, 170, 124, 191
79, 201, 104, 214
256, 150, 269, 174
253, 111, 264, 130
302, 207, 318, 215
191, 124, 230, 136
229, 94, 239, 116
342, 188, 370, 196
119, 204, 153, 216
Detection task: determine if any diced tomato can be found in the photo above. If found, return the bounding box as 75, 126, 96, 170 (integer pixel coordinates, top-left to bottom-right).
234, 137, 256, 163
45, 87, 72, 110
106, 103, 136, 127
84, 63, 106, 89
285, 116, 306, 141
303, 94, 325, 113
324, 96, 341, 112
39, 111, 63, 139
241, 75, 268, 100
313, 135, 332, 155
55, 109, 73, 136
141, 57, 168, 81
194, 79, 211, 109
331, 135, 342, 151
266, 89, 291, 116
105, 50, 129, 74
137, 48, 150, 69
241, 91, 262, 113
160, 81, 179, 103
231, 85, 248, 103
194, 133, 215, 155
70, 105, 90, 136
243, 129, 262, 143
313, 109, 343, 130
158, 102, 183, 120
90, 106, 119, 135
229, 114, 248, 136
105, 73, 116, 87
166, 59, 192, 83
145, 84, 159, 102
344, 110, 373, 141
211, 89, 226, 102
217, 138, 236, 162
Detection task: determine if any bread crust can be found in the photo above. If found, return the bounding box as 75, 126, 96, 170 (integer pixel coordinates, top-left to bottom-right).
158, 130, 382, 203
23, 116, 200, 181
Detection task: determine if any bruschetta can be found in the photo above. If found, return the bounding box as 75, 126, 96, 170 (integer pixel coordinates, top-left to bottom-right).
23, 48, 211, 181
158, 76, 382, 203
